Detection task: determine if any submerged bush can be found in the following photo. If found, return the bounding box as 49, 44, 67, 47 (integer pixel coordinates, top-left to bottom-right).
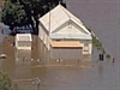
106, 54, 111, 59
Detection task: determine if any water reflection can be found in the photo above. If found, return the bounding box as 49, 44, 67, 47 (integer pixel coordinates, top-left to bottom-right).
15, 49, 31, 66
98, 63, 103, 76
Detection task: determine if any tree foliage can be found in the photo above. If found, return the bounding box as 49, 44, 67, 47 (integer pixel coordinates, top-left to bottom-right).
0, 72, 19, 90
1, 0, 27, 30
1, 0, 66, 35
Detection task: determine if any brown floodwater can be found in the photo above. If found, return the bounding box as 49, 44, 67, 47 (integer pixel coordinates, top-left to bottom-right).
0, 34, 119, 90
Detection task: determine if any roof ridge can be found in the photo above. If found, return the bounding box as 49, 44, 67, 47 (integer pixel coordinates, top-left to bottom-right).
70, 18, 91, 35
39, 4, 91, 36
58, 5, 91, 35
59, 4, 71, 19
59, 4, 83, 24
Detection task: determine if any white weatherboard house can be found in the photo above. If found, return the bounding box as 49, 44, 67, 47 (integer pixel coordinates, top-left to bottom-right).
15, 34, 32, 61
38, 4, 92, 59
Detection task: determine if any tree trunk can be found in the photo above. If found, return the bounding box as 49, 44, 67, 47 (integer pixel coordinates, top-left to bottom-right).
9, 25, 16, 35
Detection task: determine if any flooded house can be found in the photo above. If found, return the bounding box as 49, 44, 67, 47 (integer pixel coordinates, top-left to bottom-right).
38, 4, 92, 60
15, 34, 32, 61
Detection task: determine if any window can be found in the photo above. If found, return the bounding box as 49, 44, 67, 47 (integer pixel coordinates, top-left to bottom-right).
84, 43, 89, 52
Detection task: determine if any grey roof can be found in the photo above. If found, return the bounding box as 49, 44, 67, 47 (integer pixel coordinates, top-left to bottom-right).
39, 4, 91, 35
39, 4, 92, 40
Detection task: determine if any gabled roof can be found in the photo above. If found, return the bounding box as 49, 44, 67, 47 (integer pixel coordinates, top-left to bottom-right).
39, 4, 91, 35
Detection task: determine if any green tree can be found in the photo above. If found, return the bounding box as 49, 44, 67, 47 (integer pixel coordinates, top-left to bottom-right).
1, 0, 27, 31
1, 0, 66, 35
0, 72, 19, 90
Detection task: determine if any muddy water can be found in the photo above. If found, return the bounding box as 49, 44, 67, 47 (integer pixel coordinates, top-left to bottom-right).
0, 35, 119, 90
66, 0, 120, 61
0, 0, 120, 90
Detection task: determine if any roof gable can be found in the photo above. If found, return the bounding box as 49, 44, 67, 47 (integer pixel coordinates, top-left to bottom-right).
52, 19, 91, 35
39, 4, 91, 36
52, 20, 86, 34
50, 20, 92, 40
39, 4, 69, 33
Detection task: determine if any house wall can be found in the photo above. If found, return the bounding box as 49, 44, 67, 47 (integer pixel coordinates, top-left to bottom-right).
15, 40, 32, 50
52, 39, 92, 55
38, 23, 50, 50
50, 47, 83, 60
18, 41, 31, 47
80, 40, 92, 54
